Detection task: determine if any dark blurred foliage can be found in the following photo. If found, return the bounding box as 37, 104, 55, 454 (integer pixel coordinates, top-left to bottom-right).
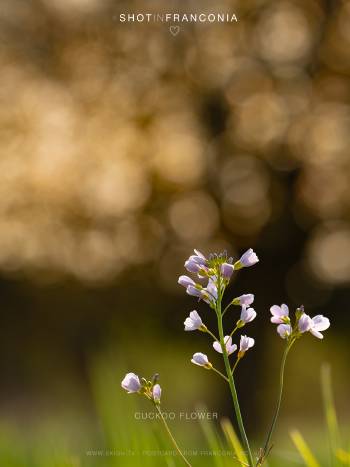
0, 0, 349, 436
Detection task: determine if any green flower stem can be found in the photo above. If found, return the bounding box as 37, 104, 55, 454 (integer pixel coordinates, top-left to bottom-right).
231, 357, 241, 375
205, 327, 220, 342
261, 339, 295, 461
155, 404, 192, 467
222, 301, 234, 316
211, 366, 229, 382
217, 276, 255, 467
230, 325, 239, 338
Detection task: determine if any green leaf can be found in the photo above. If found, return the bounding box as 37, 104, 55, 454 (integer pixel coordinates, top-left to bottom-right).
221, 418, 248, 466
290, 430, 320, 467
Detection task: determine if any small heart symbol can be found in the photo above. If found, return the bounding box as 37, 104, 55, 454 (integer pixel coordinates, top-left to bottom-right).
169, 25, 180, 36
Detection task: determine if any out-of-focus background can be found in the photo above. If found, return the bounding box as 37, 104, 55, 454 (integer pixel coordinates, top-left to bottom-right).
0, 0, 349, 465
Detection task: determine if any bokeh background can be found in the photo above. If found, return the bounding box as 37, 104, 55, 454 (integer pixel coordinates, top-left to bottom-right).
0, 0, 349, 465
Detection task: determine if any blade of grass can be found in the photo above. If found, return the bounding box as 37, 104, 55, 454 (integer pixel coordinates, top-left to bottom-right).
337, 449, 350, 466
290, 430, 320, 467
197, 405, 226, 467
321, 364, 341, 467
220, 418, 248, 466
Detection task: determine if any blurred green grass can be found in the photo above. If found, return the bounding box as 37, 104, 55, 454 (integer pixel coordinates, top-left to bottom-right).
0, 356, 348, 467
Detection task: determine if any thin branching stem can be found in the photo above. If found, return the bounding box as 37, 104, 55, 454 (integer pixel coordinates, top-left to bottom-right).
205, 327, 220, 342
155, 404, 192, 467
261, 339, 295, 462
211, 366, 229, 382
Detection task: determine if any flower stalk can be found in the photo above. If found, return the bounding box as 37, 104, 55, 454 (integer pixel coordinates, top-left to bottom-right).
155, 404, 192, 467
258, 340, 295, 465
216, 274, 255, 467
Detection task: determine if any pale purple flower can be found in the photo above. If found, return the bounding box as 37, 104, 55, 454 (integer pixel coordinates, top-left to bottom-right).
193, 249, 207, 264
184, 250, 208, 274
270, 304, 289, 324
240, 306, 257, 324
221, 263, 234, 279
201, 278, 218, 304
232, 294, 255, 306
184, 310, 204, 331
309, 315, 330, 339
277, 324, 292, 339
152, 384, 162, 403
178, 275, 195, 288
213, 336, 237, 355
239, 335, 255, 352
185, 259, 205, 274
235, 249, 259, 269
191, 352, 211, 368
186, 285, 202, 298
298, 313, 313, 333
121, 372, 141, 393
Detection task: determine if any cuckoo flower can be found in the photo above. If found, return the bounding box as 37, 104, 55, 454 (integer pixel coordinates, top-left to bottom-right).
309, 315, 330, 339
201, 277, 218, 305
121, 372, 141, 393
185, 259, 207, 274
191, 352, 212, 368
232, 294, 255, 306
178, 275, 195, 289
186, 285, 202, 298
184, 250, 208, 275
213, 336, 237, 356
270, 304, 290, 324
298, 313, 313, 333
239, 306, 257, 325
152, 384, 162, 403
234, 249, 259, 269
239, 335, 255, 355
221, 262, 234, 279
122, 373, 191, 466
277, 323, 292, 339
184, 310, 205, 331
191, 249, 208, 265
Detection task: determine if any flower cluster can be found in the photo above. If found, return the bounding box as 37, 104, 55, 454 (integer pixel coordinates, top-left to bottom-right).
121, 247, 332, 467
178, 249, 258, 308
179, 249, 259, 373
270, 304, 330, 341
121, 372, 162, 404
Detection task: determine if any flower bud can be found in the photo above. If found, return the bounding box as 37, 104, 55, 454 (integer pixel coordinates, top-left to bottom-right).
232, 294, 255, 306
121, 373, 141, 394
220, 263, 234, 279
234, 249, 259, 270
277, 324, 292, 339
178, 275, 195, 288
240, 306, 257, 324
152, 384, 162, 403
191, 352, 212, 369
